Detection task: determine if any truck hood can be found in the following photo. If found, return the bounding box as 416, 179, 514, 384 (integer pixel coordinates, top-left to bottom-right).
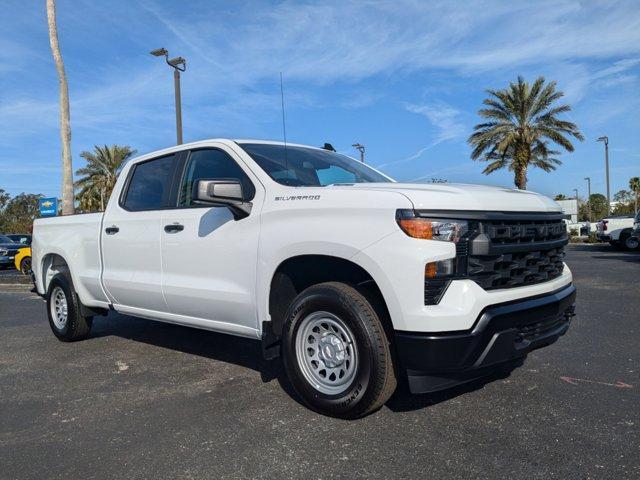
340, 183, 561, 212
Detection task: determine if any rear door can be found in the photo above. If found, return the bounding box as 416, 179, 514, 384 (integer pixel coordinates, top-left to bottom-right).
101, 153, 181, 312
160, 146, 263, 332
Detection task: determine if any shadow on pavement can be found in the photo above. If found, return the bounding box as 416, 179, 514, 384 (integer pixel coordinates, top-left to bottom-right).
90, 312, 304, 404
386, 362, 521, 413
568, 243, 639, 253
591, 255, 640, 263
90, 312, 523, 416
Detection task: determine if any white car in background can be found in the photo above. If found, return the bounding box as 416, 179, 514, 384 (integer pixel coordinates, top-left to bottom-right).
596, 213, 639, 250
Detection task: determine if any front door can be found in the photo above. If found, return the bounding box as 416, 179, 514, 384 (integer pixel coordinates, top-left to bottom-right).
101, 153, 179, 312
160, 146, 263, 333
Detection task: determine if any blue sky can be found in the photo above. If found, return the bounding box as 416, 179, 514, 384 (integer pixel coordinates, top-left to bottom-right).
1, 0, 639, 199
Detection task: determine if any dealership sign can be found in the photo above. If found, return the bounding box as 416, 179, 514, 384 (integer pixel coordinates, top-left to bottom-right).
39, 198, 58, 217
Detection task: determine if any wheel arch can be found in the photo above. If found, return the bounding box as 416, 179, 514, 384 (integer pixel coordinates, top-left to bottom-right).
267, 254, 394, 340
40, 252, 71, 294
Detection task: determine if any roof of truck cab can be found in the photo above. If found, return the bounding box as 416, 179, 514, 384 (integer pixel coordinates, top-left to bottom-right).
129, 139, 326, 164
233, 139, 326, 150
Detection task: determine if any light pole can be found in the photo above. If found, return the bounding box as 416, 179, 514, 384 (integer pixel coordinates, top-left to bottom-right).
151, 48, 186, 145
352, 143, 365, 163
597, 136, 610, 215
584, 177, 591, 222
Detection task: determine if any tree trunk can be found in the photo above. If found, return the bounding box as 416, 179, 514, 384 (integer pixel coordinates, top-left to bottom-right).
46, 0, 75, 215
513, 142, 530, 190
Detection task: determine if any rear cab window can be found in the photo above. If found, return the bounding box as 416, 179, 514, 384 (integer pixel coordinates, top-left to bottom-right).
122, 154, 177, 211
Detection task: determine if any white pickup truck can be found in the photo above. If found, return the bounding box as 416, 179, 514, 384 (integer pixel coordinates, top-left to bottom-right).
33, 139, 576, 418
596, 213, 639, 250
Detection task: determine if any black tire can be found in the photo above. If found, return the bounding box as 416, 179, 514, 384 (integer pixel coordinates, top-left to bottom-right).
281, 282, 396, 419
621, 232, 640, 251
46, 273, 93, 342
20, 257, 32, 275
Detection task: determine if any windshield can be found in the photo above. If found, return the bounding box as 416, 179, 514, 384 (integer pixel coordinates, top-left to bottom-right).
8, 234, 31, 245
0, 235, 13, 243
239, 143, 392, 187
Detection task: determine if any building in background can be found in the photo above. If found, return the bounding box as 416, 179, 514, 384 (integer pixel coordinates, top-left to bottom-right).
556, 199, 579, 224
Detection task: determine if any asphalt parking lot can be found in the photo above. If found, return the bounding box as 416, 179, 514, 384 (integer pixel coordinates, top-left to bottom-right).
0, 244, 638, 480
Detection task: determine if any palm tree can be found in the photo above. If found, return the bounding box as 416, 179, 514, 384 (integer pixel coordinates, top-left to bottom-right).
75, 145, 136, 212
46, 0, 74, 215
630, 177, 640, 214
468, 76, 584, 190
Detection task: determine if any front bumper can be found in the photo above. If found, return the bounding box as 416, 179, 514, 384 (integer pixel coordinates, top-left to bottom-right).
0, 256, 16, 266
395, 284, 576, 394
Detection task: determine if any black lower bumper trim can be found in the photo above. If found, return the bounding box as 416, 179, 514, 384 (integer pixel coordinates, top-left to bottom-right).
395, 284, 576, 394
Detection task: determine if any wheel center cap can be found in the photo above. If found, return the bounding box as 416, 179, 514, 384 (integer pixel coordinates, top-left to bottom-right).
318, 334, 346, 368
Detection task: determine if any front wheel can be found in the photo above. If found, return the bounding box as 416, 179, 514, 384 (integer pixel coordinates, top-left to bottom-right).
282, 282, 396, 419
46, 273, 93, 342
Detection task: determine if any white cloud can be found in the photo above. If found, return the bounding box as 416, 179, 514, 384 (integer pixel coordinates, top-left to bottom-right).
2, 0, 640, 149
127, 0, 640, 85
405, 102, 465, 143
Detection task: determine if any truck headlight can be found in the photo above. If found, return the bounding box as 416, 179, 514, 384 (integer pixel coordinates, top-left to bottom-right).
397, 216, 468, 243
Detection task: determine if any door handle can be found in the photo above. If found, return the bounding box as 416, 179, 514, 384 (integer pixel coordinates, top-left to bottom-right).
164, 223, 184, 233
105, 226, 119, 235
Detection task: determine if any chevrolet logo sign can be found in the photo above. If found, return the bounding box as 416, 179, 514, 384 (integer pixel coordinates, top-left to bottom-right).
42, 201, 53, 207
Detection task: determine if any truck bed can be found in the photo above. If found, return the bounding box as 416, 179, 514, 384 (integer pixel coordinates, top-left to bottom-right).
32, 213, 109, 307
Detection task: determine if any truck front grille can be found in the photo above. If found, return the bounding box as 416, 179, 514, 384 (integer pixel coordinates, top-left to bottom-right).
468, 247, 565, 290
420, 212, 569, 304
466, 217, 567, 291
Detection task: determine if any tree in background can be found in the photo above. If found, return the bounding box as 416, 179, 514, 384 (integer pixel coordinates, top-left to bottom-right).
0, 193, 43, 233
0, 189, 9, 211
46, 0, 74, 215
579, 193, 608, 221
630, 177, 640, 213
554, 194, 567, 200
75, 145, 136, 212
468, 76, 583, 190
611, 188, 637, 216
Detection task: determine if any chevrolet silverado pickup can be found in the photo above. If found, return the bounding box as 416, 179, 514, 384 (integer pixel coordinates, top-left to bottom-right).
596, 212, 639, 250
33, 139, 576, 418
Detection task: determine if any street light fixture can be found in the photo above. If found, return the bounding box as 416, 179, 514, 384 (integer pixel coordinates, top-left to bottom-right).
597, 136, 610, 215
584, 177, 591, 222
150, 47, 186, 145
150, 48, 168, 57
352, 143, 365, 163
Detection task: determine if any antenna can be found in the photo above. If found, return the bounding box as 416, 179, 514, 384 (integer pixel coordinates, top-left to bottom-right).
279, 72, 288, 171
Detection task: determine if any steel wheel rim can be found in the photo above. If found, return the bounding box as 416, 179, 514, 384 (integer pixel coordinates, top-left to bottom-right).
626, 237, 639, 249
50, 286, 68, 330
295, 311, 358, 395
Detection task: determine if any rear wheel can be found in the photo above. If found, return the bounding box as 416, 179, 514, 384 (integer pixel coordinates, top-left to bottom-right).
46, 273, 93, 341
282, 282, 396, 419
20, 257, 31, 275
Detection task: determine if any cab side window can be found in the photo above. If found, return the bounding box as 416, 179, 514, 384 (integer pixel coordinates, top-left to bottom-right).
123, 154, 176, 211
179, 149, 255, 207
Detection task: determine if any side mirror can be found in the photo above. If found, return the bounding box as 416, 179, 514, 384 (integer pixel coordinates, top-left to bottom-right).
193, 179, 252, 219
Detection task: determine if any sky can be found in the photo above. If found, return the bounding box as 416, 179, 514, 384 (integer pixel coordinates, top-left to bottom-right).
1, 0, 639, 200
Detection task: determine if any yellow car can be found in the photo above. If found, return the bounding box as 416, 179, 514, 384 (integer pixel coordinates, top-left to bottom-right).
14, 247, 31, 275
